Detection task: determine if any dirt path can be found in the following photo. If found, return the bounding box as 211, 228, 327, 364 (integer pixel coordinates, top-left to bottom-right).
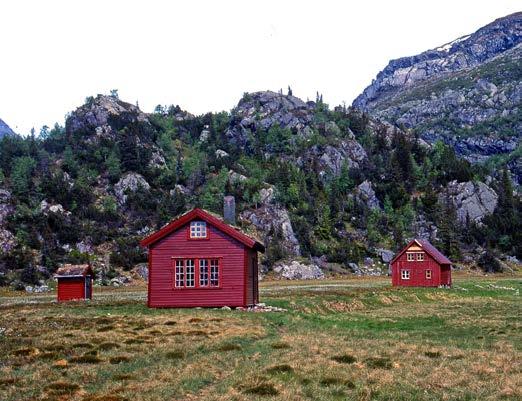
0, 279, 390, 306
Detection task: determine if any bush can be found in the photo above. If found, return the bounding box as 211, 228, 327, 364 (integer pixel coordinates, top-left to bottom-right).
478, 250, 502, 273
20, 265, 39, 285
110, 237, 146, 270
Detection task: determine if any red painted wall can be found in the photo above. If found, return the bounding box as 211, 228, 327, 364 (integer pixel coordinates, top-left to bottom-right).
392, 250, 445, 287
148, 222, 255, 307
57, 278, 87, 301
440, 265, 451, 286
245, 249, 259, 306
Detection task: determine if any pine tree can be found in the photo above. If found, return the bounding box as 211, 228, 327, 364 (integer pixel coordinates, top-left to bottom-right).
438, 194, 461, 261
105, 150, 122, 183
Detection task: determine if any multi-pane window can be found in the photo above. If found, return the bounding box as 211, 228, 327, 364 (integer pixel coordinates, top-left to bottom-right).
425, 270, 432, 279
210, 259, 219, 287
190, 221, 207, 238
174, 258, 219, 288
199, 259, 209, 287
175, 259, 184, 287
416, 252, 424, 261
401, 270, 410, 280
185, 259, 195, 287
407, 253, 414, 261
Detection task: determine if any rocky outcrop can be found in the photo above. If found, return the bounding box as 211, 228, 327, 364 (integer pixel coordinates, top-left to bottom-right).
114, 173, 150, 205
0, 118, 15, 138
298, 140, 367, 178
0, 189, 16, 256
273, 260, 324, 280
225, 91, 314, 147
440, 180, 498, 224
65, 95, 152, 144
240, 187, 301, 256
376, 249, 394, 264
355, 180, 380, 210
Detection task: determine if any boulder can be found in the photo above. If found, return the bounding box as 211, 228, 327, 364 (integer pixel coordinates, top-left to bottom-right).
171, 184, 191, 196
228, 170, 248, 184
148, 150, 166, 169
440, 180, 498, 224
40, 200, 70, 216
75, 241, 93, 254
376, 249, 394, 263
114, 173, 150, 205
348, 262, 362, 275
273, 260, 324, 280
0, 232, 13, 256
132, 263, 149, 281
215, 149, 229, 158
240, 203, 301, 256
199, 129, 210, 142
355, 180, 380, 210
259, 187, 275, 204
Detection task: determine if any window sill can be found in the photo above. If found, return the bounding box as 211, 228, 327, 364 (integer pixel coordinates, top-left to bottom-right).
172, 287, 222, 290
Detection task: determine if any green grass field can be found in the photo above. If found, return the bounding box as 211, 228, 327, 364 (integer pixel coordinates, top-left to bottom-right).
0, 276, 521, 401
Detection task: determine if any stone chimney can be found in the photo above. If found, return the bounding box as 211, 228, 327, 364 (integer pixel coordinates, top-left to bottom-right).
223, 196, 236, 225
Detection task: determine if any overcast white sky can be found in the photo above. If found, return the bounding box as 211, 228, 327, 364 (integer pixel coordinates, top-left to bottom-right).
1, 0, 520, 135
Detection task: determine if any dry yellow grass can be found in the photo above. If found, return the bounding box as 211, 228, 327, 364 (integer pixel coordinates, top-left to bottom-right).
0, 276, 520, 400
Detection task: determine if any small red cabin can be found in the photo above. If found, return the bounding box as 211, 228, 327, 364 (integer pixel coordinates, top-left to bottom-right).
391, 239, 452, 287
55, 264, 94, 301
140, 208, 265, 308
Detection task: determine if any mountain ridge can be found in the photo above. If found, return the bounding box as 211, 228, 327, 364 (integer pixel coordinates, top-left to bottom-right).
352, 12, 521, 184
0, 118, 15, 138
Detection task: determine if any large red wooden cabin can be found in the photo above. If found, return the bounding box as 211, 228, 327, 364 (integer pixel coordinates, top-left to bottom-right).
140, 207, 265, 308
55, 264, 94, 301
391, 239, 452, 287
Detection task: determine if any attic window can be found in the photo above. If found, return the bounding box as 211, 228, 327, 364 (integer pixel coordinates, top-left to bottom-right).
190, 221, 207, 238
416, 252, 424, 261
407, 253, 415, 262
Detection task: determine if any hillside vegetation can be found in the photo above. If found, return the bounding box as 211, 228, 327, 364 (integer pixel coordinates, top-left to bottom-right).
0, 90, 520, 286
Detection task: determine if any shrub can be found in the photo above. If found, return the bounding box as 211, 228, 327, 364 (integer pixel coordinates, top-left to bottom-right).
478, 250, 502, 273
331, 354, 357, 364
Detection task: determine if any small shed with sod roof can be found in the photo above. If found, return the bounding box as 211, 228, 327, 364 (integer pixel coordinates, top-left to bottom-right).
54, 264, 94, 301
140, 207, 265, 308
391, 239, 452, 287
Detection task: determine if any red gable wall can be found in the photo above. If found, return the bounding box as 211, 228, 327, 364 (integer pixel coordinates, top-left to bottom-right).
148, 221, 248, 308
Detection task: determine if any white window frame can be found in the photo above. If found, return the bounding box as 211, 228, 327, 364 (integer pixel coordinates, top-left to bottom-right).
407, 253, 415, 262
401, 269, 410, 280
185, 259, 195, 287
175, 259, 184, 287
416, 252, 424, 261
425, 269, 432, 279
210, 259, 219, 287
190, 221, 207, 238
199, 259, 209, 287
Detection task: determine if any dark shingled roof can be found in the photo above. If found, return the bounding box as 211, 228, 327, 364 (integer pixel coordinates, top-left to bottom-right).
417, 240, 452, 265
391, 239, 452, 265
55, 264, 93, 277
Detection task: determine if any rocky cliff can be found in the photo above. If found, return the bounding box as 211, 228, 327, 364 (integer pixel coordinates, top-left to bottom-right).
353, 12, 522, 182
